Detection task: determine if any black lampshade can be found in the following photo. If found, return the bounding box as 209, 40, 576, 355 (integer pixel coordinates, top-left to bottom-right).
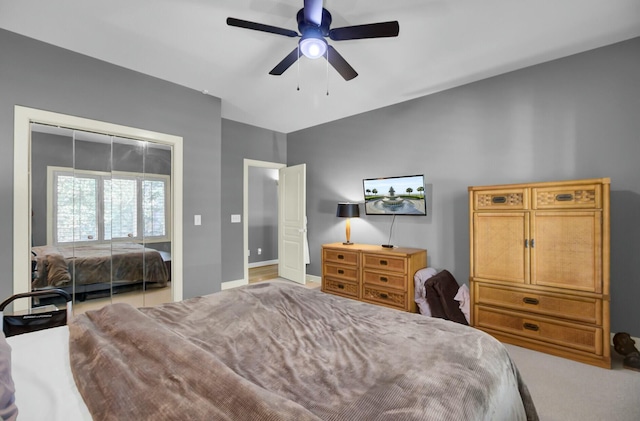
337, 203, 360, 218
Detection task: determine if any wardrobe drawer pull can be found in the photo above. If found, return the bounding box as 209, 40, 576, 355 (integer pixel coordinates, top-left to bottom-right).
523, 323, 539, 331
556, 193, 574, 201
492, 196, 507, 204
337, 254, 344, 260
380, 276, 388, 282
523, 297, 539, 305
380, 260, 388, 266
337, 284, 345, 290
337, 269, 344, 274
380, 293, 389, 299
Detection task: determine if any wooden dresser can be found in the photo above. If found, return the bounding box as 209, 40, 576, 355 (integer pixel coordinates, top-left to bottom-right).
321, 243, 427, 312
468, 178, 611, 368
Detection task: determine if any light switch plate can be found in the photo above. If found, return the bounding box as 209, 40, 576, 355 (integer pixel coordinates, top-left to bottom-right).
231, 214, 241, 223
194, 215, 201, 225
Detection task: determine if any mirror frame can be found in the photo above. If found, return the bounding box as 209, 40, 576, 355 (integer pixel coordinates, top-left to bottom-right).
13, 105, 183, 311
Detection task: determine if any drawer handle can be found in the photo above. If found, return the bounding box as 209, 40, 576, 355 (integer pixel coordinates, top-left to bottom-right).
556, 193, 574, 201
337, 284, 345, 289
380, 260, 388, 266
337, 269, 344, 274
492, 196, 507, 204
523, 323, 539, 331
380, 276, 388, 282
380, 293, 389, 299
337, 254, 344, 260
523, 297, 539, 305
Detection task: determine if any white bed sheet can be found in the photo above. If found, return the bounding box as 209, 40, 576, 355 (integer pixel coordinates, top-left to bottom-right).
6, 326, 91, 420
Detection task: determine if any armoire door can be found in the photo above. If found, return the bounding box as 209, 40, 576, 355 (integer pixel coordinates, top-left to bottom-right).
530, 211, 602, 293
472, 212, 530, 284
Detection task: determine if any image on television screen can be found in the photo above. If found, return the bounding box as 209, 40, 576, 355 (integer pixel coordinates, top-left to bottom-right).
363, 174, 426, 215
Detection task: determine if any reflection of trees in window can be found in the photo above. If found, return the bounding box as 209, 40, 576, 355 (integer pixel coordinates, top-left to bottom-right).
53, 169, 169, 244
57, 175, 98, 243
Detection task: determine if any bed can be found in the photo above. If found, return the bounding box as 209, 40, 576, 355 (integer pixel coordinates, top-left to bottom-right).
4, 282, 538, 420
31, 243, 169, 299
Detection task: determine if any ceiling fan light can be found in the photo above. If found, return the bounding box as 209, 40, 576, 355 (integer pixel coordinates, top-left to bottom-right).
300, 36, 327, 59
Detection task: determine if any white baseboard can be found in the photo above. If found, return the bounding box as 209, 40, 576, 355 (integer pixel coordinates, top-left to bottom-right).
306, 274, 321, 283
248, 259, 278, 269
221, 279, 248, 290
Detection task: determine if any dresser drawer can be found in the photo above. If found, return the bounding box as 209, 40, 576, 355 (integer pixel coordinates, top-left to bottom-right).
363, 270, 406, 290
323, 277, 359, 298
363, 254, 406, 273
533, 184, 601, 209
474, 283, 602, 325
475, 306, 603, 354
323, 263, 358, 282
323, 248, 358, 266
362, 286, 406, 310
473, 188, 528, 210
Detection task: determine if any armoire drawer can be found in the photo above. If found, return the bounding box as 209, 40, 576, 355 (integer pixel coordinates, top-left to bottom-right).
472, 188, 528, 210
323, 249, 358, 266
362, 253, 406, 273
363, 270, 406, 290
474, 306, 603, 355
533, 184, 601, 209
474, 282, 602, 325
323, 277, 359, 298
362, 286, 406, 310
323, 263, 358, 282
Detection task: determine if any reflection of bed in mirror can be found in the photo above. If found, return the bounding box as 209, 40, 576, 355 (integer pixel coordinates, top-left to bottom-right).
31, 243, 169, 301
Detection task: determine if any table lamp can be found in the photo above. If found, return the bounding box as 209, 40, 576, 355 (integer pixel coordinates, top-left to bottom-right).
336, 203, 360, 245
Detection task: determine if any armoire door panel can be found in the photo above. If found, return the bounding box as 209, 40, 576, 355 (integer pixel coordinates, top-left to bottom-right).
473, 212, 529, 284
531, 211, 602, 293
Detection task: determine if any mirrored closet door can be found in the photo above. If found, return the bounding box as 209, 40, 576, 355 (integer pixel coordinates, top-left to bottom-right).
29, 123, 173, 312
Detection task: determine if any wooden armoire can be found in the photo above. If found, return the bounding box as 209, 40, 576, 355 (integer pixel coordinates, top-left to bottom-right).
468, 178, 611, 368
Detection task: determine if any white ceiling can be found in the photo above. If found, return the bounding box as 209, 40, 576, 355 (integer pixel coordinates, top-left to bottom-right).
1, 0, 639, 133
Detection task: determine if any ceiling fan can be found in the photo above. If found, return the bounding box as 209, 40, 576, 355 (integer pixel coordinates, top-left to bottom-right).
227, 0, 400, 81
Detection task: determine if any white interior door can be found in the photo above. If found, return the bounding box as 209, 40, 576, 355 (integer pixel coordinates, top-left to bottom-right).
278, 164, 306, 284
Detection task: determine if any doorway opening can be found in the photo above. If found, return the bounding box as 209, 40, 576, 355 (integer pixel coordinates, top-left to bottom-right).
243, 160, 286, 285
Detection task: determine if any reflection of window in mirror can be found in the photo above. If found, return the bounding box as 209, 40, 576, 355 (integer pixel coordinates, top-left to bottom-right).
47, 167, 170, 245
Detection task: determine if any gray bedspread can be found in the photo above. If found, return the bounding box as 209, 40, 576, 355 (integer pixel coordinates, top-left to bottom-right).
69, 282, 538, 421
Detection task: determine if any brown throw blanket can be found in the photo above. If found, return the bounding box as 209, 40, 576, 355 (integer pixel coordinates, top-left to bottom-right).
69, 282, 538, 421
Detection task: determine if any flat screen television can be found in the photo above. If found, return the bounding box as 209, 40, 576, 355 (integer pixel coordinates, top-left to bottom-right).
363, 174, 426, 215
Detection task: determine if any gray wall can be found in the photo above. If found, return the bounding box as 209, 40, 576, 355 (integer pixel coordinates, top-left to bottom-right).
248, 167, 278, 264
288, 37, 640, 336
221, 119, 286, 281
0, 28, 222, 299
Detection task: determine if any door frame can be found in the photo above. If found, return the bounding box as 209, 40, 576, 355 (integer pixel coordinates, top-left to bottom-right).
13, 105, 184, 311
243, 159, 286, 285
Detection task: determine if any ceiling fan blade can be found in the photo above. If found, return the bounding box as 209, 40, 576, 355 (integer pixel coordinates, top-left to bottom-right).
303, 0, 324, 26
227, 17, 299, 37
326, 45, 358, 81
269, 48, 300, 75
329, 21, 399, 41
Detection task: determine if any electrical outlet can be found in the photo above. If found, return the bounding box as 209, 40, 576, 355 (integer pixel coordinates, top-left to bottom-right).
257, 248, 262, 255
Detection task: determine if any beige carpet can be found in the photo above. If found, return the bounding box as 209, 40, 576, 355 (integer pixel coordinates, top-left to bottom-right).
505, 343, 640, 421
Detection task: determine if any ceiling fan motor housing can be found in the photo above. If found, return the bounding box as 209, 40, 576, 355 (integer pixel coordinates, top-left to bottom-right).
297, 8, 332, 36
